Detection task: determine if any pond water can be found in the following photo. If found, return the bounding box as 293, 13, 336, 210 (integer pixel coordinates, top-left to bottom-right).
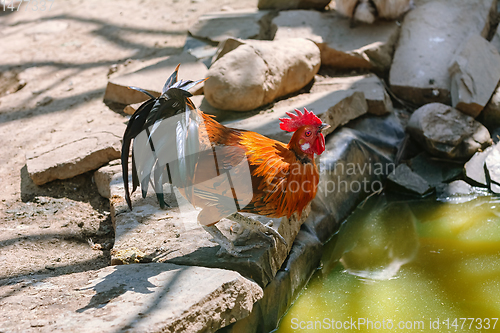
275, 191, 500, 332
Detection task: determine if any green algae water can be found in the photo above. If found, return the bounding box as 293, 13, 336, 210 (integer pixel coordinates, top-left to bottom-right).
275, 192, 500, 333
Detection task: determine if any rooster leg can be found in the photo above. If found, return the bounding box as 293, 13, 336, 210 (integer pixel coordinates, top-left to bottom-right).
202, 225, 261, 257
227, 213, 287, 248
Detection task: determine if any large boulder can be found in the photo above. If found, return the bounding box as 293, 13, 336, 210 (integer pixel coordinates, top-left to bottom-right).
407, 103, 492, 160
449, 35, 500, 118
204, 38, 320, 111
389, 0, 497, 106
272, 10, 400, 71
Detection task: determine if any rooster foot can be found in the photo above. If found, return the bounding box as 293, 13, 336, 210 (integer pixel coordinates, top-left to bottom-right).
203, 225, 261, 258
227, 213, 287, 248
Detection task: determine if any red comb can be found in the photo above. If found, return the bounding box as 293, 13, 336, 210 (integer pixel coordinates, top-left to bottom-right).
279, 107, 322, 132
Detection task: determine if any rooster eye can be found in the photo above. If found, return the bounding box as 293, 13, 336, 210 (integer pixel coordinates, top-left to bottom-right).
305, 130, 312, 137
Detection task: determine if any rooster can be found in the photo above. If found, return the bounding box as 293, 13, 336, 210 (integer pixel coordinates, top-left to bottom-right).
121, 65, 330, 256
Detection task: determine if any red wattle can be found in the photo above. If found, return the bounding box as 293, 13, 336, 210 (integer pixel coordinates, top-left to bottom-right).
314, 134, 325, 155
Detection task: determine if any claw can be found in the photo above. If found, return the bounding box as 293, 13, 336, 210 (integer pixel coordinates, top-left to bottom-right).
259, 223, 287, 247
226, 213, 288, 248
203, 224, 261, 258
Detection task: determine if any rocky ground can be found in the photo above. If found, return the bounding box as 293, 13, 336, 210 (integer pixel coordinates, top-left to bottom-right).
2, 0, 500, 332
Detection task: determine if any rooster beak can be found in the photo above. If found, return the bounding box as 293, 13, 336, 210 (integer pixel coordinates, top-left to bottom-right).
318, 123, 331, 132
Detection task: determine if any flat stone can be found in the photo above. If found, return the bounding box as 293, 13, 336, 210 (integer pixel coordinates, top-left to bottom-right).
435, 180, 487, 203
101, 161, 309, 287
258, 0, 330, 10
226, 89, 368, 143
449, 35, 500, 117
204, 38, 320, 111
272, 10, 400, 71
311, 74, 393, 115
485, 142, 500, 187
26, 125, 124, 185
123, 102, 142, 115
183, 36, 218, 68
188, 9, 271, 43
94, 160, 123, 199
318, 91, 368, 137
387, 164, 433, 196
464, 146, 493, 186
407, 103, 492, 160
51, 263, 262, 333
389, 0, 496, 106
103, 53, 207, 105
409, 152, 463, 186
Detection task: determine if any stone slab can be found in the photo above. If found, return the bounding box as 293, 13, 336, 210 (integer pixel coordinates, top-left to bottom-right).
183, 36, 218, 68
272, 10, 400, 71
435, 180, 481, 204
50, 263, 262, 333
188, 9, 271, 43
311, 74, 393, 115
485, 142, 500, 186
387, 163, 433, 196
449, 35, 500, 117
389, 0, 497, 106
464, 146, 493, 186
26, 125, 124, 185
103, 53, 207, 105
409, 153, 463, 186
226, 89, 368, 143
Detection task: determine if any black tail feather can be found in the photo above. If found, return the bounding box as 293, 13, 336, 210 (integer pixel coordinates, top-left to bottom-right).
121, 65, 204, 210
121, 98, 155, 209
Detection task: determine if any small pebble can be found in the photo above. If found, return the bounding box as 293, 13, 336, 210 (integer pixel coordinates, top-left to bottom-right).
36, 96, 53, 106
